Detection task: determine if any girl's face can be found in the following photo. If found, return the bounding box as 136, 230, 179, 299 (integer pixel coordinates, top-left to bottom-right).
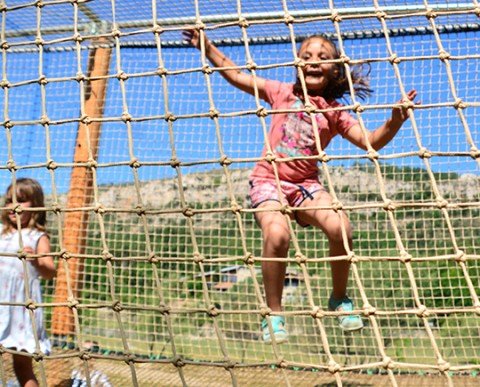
6, 199, 33, 228
298, 38, 338, 95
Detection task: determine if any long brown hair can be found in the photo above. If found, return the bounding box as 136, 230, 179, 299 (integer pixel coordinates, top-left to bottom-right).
293, 35, 373, 101
1, 177, 47, 234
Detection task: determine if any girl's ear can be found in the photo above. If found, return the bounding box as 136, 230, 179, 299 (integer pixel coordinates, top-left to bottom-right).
335, 64, 345, 79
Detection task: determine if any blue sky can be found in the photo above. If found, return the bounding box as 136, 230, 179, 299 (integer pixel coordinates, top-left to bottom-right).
0, 3, 478, 195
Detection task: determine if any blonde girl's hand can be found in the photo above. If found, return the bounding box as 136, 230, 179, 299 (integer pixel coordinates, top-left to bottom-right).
391, 89, 419, 124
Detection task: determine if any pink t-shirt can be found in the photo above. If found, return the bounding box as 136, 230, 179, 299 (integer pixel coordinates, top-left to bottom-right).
250, 80, 358, 183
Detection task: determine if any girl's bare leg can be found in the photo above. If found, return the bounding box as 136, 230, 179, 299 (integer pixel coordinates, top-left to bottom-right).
297, 190, 353, 300
255, 200, 291, 312
13, 354, 39, 387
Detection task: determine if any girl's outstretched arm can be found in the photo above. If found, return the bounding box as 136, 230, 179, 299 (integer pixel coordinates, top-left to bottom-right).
183, 29, 267, 100
28, 235, 56, 280
345, 89, 419, 151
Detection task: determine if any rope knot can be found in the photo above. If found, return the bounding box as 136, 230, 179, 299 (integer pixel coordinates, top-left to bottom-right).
38, 75, 48, 85
348, 251, 358, 263
46, 159, 58, 170
331, 200, 343, 212
102, 250, 114, 262
152, 25, 163, 35
280, 205, 292, 216
436, 198, 448, 209
382, 356, 393, 369
182, 207, 194, 217
295, 253, 307, 264
3, 120, 13, 129
194, 21, 205, 31
230, 202, 242, 213
260, 306, 271, 317
94, 203, 105, 214
425, 9, 437, 19
219, 155, 232, 166
59, 249, 70, 260
32, 352, 44, 361
256, 106, 268, 117
80, 114, 91, 125
375, 10, 387, 20
164, 112, 177, 122
304, 103, 316, 114
400, 251, 412, 263
124, 352, 136, 364
112, 301, 123, 312
353, 102, 364, 113
294, 58, 305, 68
453, 98, 466, 110
75, 72, 86, 82
35, 37, 45, 47
111, 28, 121, 38
159, 303, 170, 314
318, 151, 330, 163
264, 152, 276, 162
209, 108, 219, 119
51, 202, 61, 213
173, 356, 185, 368
121, 112, 132, 122
169, 157, 180, 167
243, 252, 255, 265
389, 53, 401, 64
193, 252, 204, 263
327, 360, 341, 373
67, 297, 79, 307
454, 250, 466, 263
148, 252, 159, 263
208, 304, 219, 317
363, 304, 376, 316
469, 148, 480, 159
0, 80, 10, 88
330, 12, 342, 23
129, 158, 141, 169
383, 199, 396, 212
135, 205, 145, 216
224, 360, 237, 370
202, 64, 213, 74
418, 147, 431, 159
117, 71, 128, 81
438, 50, 450, 61
283, 14, 294, 25
246, 60, 257, 70
25, 298, 36, 310
311, 307, 324, 319
80, 351, 91, 361
156, 66, 168, 76
437, 360, 450, 372
416, 304, 429, 318
238, 17, 249, 28
86, 158, 98, 169
278, 359, 288, 369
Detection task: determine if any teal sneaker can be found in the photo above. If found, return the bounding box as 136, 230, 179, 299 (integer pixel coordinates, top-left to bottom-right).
262, 316, 288, 343
328, 295, 364, 332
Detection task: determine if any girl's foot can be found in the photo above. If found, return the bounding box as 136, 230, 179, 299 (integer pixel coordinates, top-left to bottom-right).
261, 316, 288, 343
328, 295, 364, 331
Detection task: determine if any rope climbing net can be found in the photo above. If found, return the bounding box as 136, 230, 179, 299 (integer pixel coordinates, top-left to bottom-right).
0, 0, 479, 386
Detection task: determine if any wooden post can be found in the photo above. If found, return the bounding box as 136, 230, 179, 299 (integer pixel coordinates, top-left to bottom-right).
52, 42, 112, 336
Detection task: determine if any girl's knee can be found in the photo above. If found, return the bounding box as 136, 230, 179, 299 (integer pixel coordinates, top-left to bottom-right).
263, 223, 291, 252
324, 216, 352, 243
